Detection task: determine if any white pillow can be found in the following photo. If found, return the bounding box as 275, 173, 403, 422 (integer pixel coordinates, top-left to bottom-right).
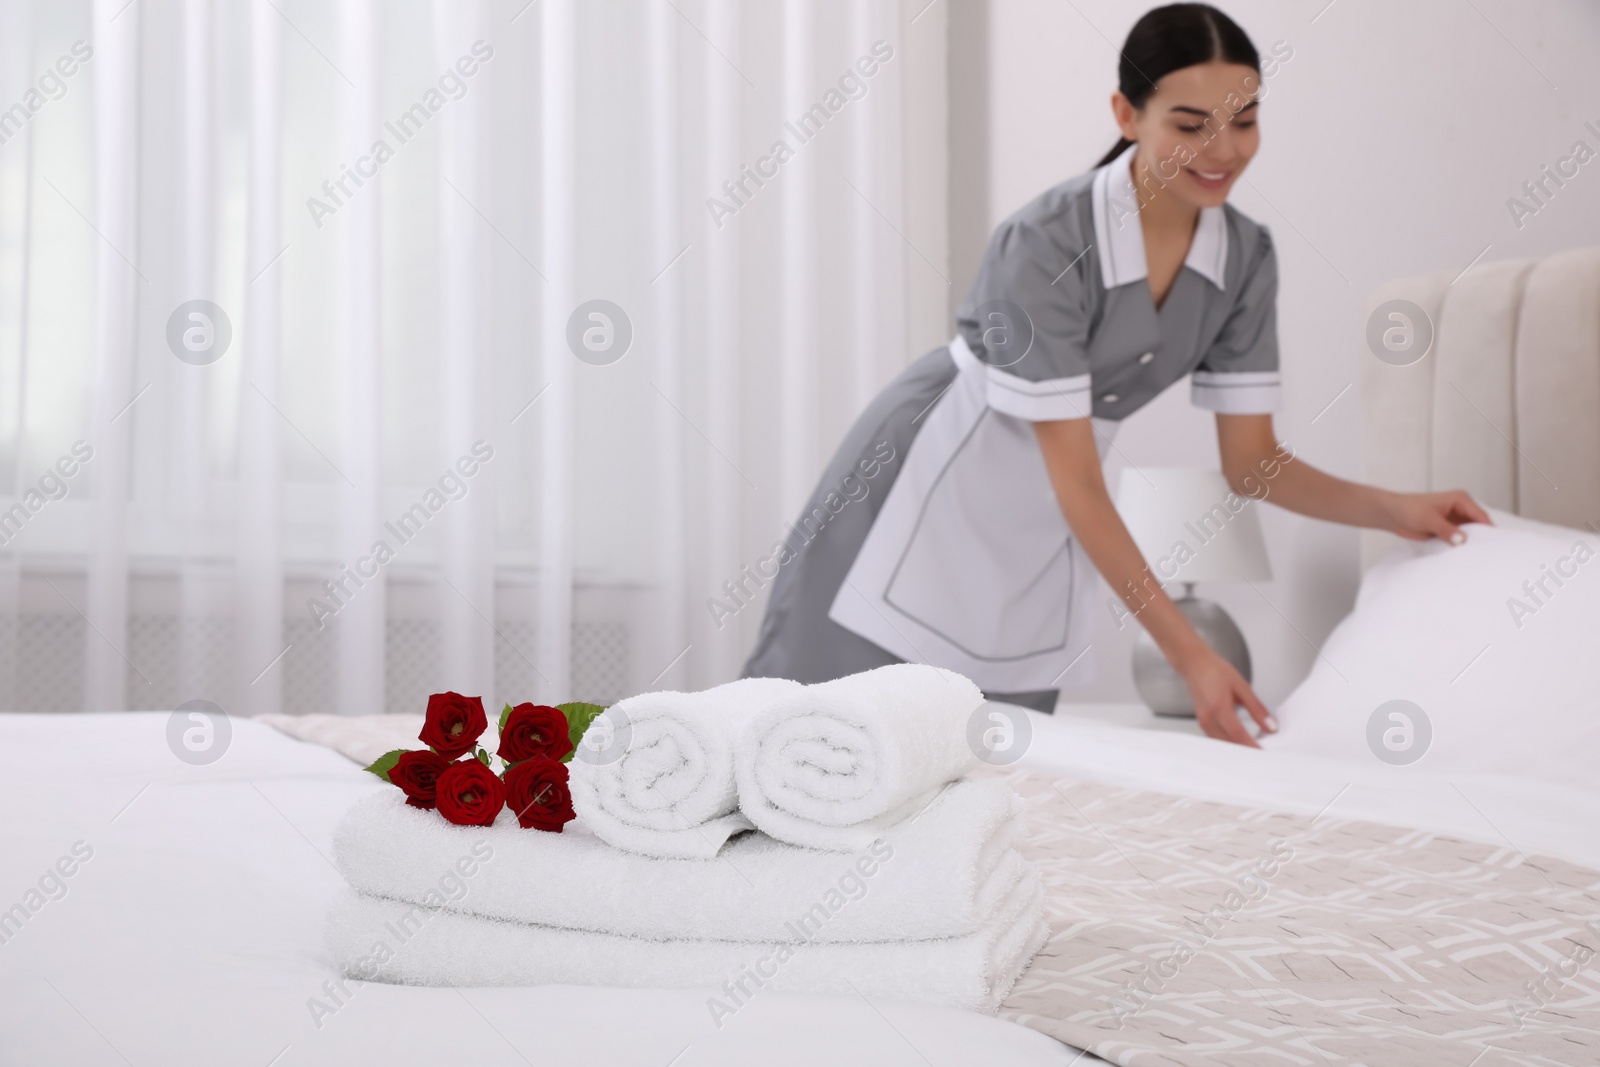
1263, 508, 1600, 790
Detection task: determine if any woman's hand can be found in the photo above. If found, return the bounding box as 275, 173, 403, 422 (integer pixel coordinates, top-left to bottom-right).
1177, 645, 1275, 748
1377, 489, 1493, 544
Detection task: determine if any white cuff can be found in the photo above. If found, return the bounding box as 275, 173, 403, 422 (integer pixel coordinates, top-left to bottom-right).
1191, 370, 1282, 414
986, 368, 1093, 421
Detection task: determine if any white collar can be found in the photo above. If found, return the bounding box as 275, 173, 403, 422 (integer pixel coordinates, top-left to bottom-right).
1091, 141, 1228, 292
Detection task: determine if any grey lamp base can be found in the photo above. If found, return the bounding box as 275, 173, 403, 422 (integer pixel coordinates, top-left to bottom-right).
1131, 589, 1252, 718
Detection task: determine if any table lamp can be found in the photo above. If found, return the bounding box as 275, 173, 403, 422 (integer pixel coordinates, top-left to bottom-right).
1112, 467, 1272, 716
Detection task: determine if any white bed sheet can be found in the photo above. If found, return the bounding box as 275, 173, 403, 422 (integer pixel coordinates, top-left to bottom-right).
5, 708, 1594, 1067
1016, 707, 1600, 870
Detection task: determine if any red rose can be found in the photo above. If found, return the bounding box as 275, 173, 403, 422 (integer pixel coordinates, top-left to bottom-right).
503, 757, 576, 832
389, 750, 451, 809
435, 760, 505, 826
497, 703, 575, 765
420, 692, 487, 760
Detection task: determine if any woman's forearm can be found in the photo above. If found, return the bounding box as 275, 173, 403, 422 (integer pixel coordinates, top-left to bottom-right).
1033, 420, 1211, 671
1251, 454, 1393, 528
1219, 414, 1492, 545
1035, 417, 1279, 746
1217, 413, 1392, 529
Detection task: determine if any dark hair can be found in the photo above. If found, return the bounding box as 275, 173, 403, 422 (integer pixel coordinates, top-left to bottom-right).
1095, 4, 1260, 168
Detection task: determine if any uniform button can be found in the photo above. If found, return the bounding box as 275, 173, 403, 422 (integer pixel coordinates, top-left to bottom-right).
1101, 392, 1119, 403
1138, 351, 1155, 364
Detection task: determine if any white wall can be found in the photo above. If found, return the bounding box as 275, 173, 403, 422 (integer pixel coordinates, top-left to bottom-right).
953, 0, 1600, 705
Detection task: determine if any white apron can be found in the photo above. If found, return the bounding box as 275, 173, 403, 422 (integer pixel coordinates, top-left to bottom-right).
827, 334, 1118, 692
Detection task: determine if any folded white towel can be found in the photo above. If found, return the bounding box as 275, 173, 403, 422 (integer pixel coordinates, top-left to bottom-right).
735, 664, 984, 851
326, 868, 1047, 1013
333, 777, 1026, 943
567, 676, 802, 859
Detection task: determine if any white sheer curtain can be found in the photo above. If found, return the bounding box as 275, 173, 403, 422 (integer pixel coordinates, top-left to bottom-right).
0, 0, 946, 716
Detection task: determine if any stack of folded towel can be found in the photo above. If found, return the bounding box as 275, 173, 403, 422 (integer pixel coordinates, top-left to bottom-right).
326, 664, 1049, 1012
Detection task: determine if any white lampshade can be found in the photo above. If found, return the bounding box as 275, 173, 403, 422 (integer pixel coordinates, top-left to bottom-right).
1113, 467, 1272, 585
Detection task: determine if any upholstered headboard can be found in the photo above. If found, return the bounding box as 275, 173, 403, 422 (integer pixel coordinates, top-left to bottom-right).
1359, 246, 1600, 569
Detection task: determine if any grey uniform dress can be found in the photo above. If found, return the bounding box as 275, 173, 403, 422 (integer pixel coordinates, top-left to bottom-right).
742, 142, 1283, 713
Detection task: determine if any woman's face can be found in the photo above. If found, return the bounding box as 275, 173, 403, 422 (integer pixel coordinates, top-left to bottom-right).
1113, 61, 1262, 210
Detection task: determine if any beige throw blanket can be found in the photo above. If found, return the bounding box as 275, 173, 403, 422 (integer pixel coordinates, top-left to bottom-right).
996, 769, 1600, 1067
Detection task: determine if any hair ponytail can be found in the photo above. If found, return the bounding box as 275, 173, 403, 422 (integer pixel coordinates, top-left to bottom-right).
1095, 137, 1136, 169
1095, 4, 1261, 168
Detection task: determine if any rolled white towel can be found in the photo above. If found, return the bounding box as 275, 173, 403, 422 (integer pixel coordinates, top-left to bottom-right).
326, 867, 1048, 1013
333, 777, 1027, 942
735, 664, 984, 850
568, 676, 802, 859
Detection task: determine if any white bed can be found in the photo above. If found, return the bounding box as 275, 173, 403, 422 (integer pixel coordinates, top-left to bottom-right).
6, 247, 1597, 1066
4, 702, 1596, 1067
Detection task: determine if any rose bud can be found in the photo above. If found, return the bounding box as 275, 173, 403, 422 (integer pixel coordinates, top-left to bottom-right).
434, 760, 506, 827
503, 757, 576, 832
420, 691, 488, 760
497, 703, 575, 765
389, 750, 452, 809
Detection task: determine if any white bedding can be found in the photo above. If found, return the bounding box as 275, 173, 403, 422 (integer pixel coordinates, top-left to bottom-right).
3, 708, 1594, 1066
1264, 514, 1600, 790
1018, 706, 1600, 871
0, 713, 1071, 1067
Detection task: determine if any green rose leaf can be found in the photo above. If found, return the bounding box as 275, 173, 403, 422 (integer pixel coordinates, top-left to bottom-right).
498, 702, 515, 734
475, 746, 491, 767
363, 749, 410, 784
557, 702, 608, 764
